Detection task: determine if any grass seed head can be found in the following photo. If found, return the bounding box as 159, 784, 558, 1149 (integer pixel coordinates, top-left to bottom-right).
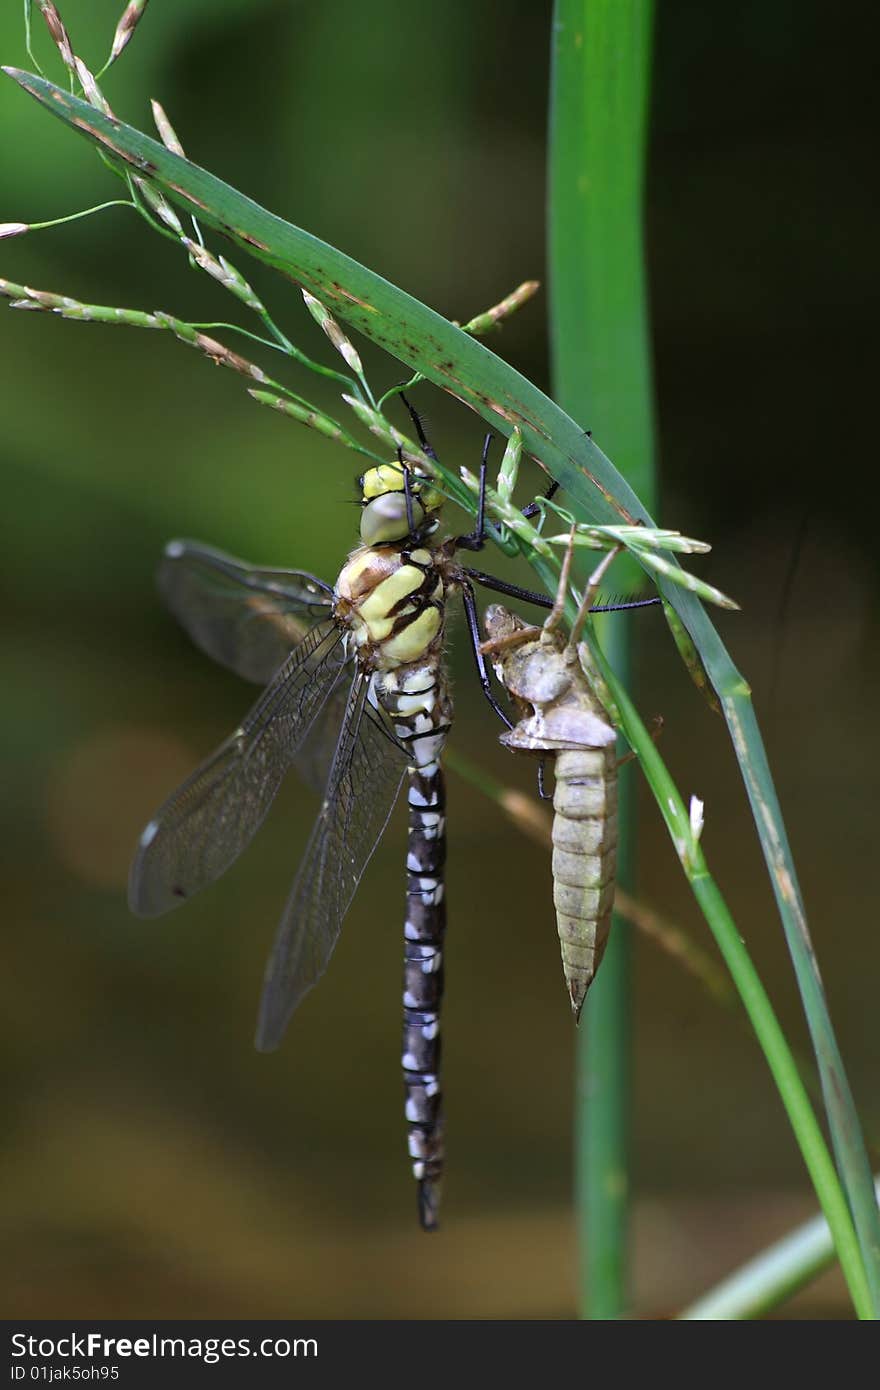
460, 280, 540, 335
218, 256, 262, 312
73, 56, 113, 117
248, 390, 349, 444
150, 99, 185, 157
302, 290, 363, 375
38, 1, 74, 69
192, 333, 268, 382
183, 242, 261, 312
138, 181, 183, 236
110, 0, 149, 65
152, 313, 268, 383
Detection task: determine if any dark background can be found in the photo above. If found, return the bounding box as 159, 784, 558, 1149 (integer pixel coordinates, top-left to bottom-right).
1, 0, 876, 1317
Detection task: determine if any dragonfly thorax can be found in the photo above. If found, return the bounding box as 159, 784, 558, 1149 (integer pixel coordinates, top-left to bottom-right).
335, 543, 447, 671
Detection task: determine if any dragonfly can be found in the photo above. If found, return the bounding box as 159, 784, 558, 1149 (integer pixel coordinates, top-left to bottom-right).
128, 402, 565, 1232
481, 535, 625, 1021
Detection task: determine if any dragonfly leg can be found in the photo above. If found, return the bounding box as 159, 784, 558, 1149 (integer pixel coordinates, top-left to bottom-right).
457, 435, 562, 552
520, 430, 586, 521
460, 581, 514, 729
537, 757, 553, 800
462, 567, 553, 610
464, 564, 660, 616
521, 476, 560, 520
399, 392, 441, 463
398, 396, 561, 554
453, 433, 494, 552
395, 444, 417, 538
589, 595, 662, 613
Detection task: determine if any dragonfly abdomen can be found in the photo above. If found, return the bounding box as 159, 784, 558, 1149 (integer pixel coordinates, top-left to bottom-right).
380, 656, 451, 1232
551, 746, 618, 1021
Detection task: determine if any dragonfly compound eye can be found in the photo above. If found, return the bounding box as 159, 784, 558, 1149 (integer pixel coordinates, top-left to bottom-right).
360, 492, 425, 545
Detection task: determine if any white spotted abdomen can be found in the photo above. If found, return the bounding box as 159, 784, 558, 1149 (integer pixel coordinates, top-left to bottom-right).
377, 655, 451, 1231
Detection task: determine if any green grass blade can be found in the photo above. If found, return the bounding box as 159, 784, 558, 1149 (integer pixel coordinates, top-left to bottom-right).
581, 634, 875, 1321
0, 69, 656, 520
672, 587, 880, 1312
8, 66, 879, 1308
548, 0, 656, 1320
680, 1178, 880, 1320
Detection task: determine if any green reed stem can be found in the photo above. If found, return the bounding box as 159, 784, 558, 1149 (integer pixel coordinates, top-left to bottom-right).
548, 0, 657, 1319
576, 629, 874, 1321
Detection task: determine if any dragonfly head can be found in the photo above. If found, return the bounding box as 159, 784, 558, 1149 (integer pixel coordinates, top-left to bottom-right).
358, 462, 443, 545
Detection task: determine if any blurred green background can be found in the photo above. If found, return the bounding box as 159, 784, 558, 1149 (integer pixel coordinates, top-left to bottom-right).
1, 0, 877, 1318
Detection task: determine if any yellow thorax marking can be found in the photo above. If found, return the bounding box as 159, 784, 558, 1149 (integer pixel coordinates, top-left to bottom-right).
359, 564, 426, 637
381, 606, 442, 664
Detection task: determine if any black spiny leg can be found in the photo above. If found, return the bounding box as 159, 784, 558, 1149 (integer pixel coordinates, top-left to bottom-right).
463, 568, 553, 610
589, 595, 661, 613
460, 581, 513, 729
400, 393, 440, 462
400, 394, 572, 564
520, 428, 591, 520
400, 395, 559, 551
400, 398, 659, 620
396, 445, 417, 538
521, 477, 560, 520
454, 433, 494, 552
462, 567, 658, 614
537, 759, 552, 800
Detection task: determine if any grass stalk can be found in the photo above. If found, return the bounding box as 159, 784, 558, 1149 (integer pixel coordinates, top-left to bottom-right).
579, 636, 874, 1320
548, 0, 656, 1318
680, 1177, 880, 1320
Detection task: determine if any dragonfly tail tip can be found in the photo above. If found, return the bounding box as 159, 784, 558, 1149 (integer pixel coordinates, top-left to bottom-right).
418, 1178, 442, 1232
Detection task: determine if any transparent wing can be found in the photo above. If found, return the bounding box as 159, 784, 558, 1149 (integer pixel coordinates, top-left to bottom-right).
129, 619, 349, 917
290, 683, 355, 796
158, 537, 348, 794
158, 538, 335, 685
255, 677, 409, 1051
